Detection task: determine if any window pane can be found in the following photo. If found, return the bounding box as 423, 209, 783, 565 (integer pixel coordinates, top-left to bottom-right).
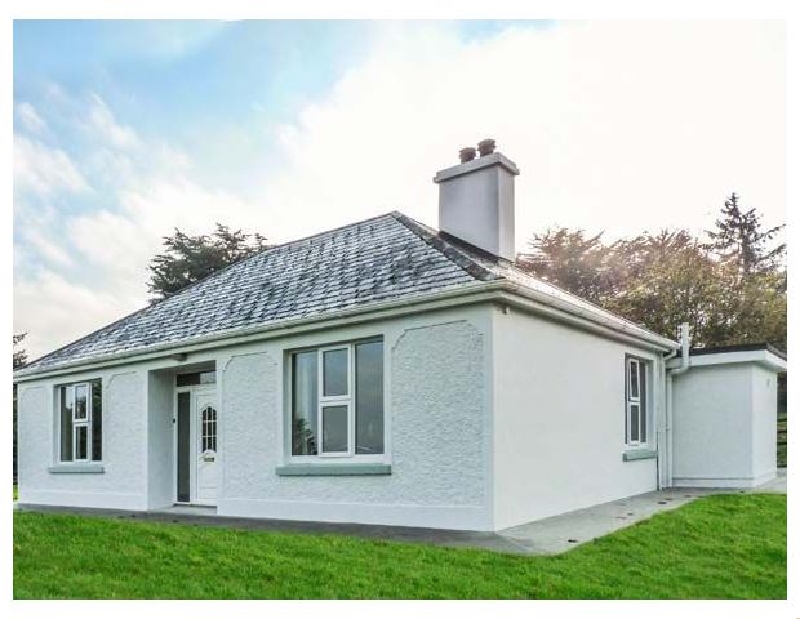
177, 392, 191, 502
74, 384, 88, 420
628, 360, 639, 399
639, 364, 647, 442
176, 371, 216, 387
60, 386, 73, 462
292, 351, 318, 455
322, 405, 348, 453
91, 380, 102, 461
75, 426, 88, 460
355, 341, 384, 455
629, 403, 640, 443
202, 406, 217, 452
323, 348, 348, 397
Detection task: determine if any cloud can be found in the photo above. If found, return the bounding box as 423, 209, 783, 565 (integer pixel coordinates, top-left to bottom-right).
15, 102, 47, 135
14, 135, 90, 197
258, 21, 785, 245
86, 93, 140, 150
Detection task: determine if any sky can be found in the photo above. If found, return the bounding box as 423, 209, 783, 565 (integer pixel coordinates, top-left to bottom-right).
13, 19, 786, 360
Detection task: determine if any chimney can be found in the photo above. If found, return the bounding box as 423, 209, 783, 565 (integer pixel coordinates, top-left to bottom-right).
433, 139, 520, 262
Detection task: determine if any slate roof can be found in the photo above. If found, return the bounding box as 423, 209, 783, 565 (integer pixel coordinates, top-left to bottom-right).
21, 211, 670, 374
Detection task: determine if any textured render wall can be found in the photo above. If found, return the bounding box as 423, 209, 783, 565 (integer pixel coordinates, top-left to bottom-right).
17, 370, 147, 509
219, 310, 491, 530
493, 308, 660, 530
672, 365, 754, 486
147, 371, 174, 509
751, 366, 778, 481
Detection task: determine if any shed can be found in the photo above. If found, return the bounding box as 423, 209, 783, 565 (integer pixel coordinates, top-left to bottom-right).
670, 344, 787, 488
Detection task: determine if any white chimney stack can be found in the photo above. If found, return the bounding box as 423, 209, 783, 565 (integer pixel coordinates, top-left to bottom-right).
433, 139, 520, 262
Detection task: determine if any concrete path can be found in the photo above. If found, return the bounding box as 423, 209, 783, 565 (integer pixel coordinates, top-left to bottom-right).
15, 469, 785, 556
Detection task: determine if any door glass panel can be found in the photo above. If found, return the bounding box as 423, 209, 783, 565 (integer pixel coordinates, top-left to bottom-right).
323, 348, 348, 397
201, 406, 217, 452
355, 341, 384, 455
177, 392, 191, 503
322, 405, 348, 453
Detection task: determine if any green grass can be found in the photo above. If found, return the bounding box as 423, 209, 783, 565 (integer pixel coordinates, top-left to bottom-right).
14, 494, 785, 599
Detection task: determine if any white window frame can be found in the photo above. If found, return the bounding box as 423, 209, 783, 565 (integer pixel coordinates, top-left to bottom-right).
625, 357, 647, 447
317, 344, 353, 457
59, 381, 99, 463
287, 338, 386, 463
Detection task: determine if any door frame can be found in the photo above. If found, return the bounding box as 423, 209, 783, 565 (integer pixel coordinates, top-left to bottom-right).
172, 385, 219, 506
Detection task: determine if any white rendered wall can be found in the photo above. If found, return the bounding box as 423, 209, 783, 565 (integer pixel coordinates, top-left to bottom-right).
147, 370, 174, 509
671, 363, 776, 487
751, 366, 778, 482
17, 369, 148, 510
492, 306, 661, 531
218, 305, 494, 530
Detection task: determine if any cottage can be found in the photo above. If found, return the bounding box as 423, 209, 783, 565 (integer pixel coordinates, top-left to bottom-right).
14, 142, 785, 531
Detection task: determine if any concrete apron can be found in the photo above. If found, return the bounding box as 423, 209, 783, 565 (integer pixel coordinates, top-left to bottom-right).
15, 470, 785, 557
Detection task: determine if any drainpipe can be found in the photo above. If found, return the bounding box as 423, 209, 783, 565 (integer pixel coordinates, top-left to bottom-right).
663, 323, 691, 488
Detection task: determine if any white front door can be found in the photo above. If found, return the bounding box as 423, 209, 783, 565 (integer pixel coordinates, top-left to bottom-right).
194, 388, 219, 505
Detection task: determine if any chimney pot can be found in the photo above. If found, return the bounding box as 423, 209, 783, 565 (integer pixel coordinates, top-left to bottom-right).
477, 138, 496, 157
459, 146, 477, 163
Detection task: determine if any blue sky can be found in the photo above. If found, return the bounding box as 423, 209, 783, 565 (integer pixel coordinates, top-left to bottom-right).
13, 20, 785, 358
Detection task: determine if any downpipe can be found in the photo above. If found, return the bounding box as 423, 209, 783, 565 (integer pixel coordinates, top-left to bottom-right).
662, 323, 691, 488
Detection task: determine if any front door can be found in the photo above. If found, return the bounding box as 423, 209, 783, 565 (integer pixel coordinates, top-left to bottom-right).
195, 388, 219, 504
175, 386, 219, 505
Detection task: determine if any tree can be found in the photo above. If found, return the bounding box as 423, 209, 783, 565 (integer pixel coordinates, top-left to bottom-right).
13, 332, 27, 484
705, 192, 785, 275
13, 332, 27, 370
515, 202, 787, 351
148, 224, 269, 300
517, 228, 615, 305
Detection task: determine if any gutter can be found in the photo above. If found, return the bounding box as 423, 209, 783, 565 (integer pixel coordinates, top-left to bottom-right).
14, 279, 677, 383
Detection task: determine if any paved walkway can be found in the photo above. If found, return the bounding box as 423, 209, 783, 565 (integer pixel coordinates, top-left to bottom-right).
15, 470, 785, 556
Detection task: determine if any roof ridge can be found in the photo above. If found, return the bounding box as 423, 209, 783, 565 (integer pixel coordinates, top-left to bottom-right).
388, 211, 502, 282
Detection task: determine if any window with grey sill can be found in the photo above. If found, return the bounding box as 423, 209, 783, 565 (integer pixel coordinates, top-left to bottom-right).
57, 379, 102, 464
290, 339, 384, 459
625, 356, 650, 448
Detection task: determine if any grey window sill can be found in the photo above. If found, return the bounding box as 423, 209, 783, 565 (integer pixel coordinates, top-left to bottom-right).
48, 463, 106, 474
622, 448, 657, 462
276, 463, 391, 477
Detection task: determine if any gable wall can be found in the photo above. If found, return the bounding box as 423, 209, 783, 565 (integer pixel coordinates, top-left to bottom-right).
492, 305, 663, 530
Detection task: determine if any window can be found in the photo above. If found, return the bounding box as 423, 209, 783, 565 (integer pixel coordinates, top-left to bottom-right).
201, 405, 217, 452
290, 340, 384, 458
176, 371, 216, 387
625, 357, 648, 446
59, 380, 102, 462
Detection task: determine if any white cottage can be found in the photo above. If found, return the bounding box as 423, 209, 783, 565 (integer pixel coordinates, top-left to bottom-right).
14, 142, 785, 532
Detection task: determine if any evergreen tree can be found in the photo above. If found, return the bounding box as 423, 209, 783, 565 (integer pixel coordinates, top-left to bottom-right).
148, 224, 269, 300
705, 192, 785, 275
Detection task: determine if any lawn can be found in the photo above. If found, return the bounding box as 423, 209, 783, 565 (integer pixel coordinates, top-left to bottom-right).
13, 494, 785, 599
